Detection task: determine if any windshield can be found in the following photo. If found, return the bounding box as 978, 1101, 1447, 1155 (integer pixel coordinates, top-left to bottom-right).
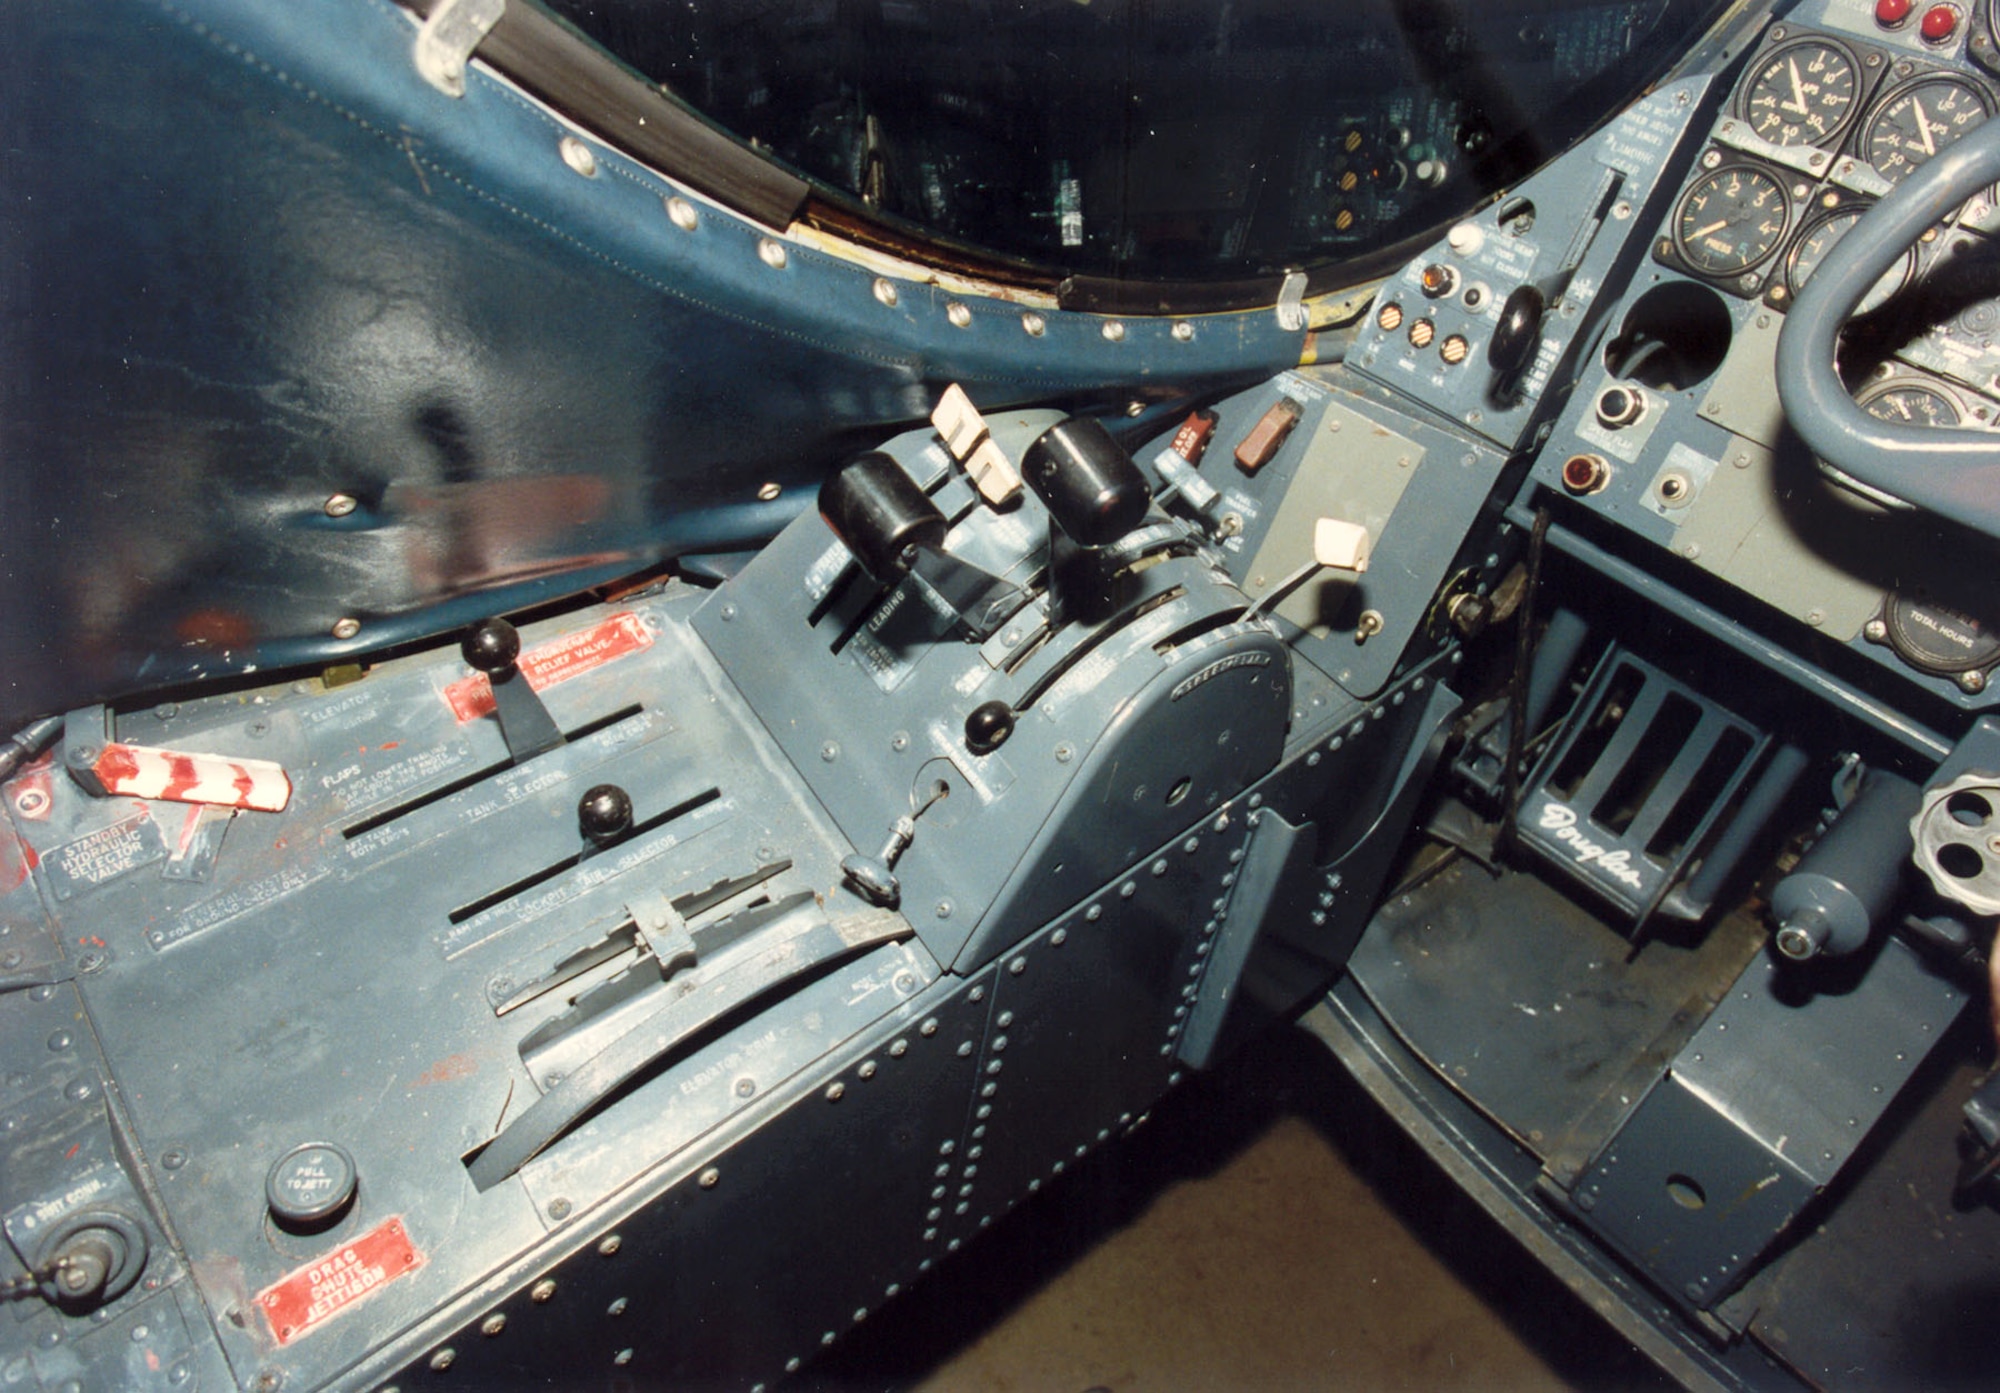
541, 0, 1727, 285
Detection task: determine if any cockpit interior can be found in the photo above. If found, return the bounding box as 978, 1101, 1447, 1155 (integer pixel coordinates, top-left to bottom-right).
7, 0, 2000, 1387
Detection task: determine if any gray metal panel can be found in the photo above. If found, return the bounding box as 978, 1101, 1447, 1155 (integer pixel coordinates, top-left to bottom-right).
1348, 80, 1717, 451
947, 816, 1254, 1237
1575, 940, 1966, 1306
372, 967, 997, 1390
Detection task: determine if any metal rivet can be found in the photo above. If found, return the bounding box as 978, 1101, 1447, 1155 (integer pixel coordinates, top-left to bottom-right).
1172, 320, 1194, 342
890, 1039, 908, 1057
969, 985, 985, 1003
873, 278, 899, 307
161, 1148, 187, 1171
1101, 320, 1126, 342
1009, 956, 1027, 975
757, 238, 788, 269
331, 618, 361, 641
531, 1279, 557, 1303
323, 494, 357, 518
613, 1349, 633, 1366
698, 1167, 720, 1189
429, 1349, 456, 1372
821, 741, 839, 762
757, 481, 781, 502
946, 302, 972, 329
559, 136, 598, 177
480, 1315, 506, 1337
665, 195, 698, 230
1086, 904, 1102, 922
547, 1198, 571, 1220
1051, 927, 1067, 946
598, 1235, 621, 1256
920, 1017, 938, 1036
1021, 311, 1046, 336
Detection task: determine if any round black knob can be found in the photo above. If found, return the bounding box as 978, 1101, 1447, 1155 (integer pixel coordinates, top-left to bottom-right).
579, 784, 634, 845
462, 618, 522, 676
1487, 284, 1547, 375
964, 700, 1015, 756
266, 1142, 358, 1231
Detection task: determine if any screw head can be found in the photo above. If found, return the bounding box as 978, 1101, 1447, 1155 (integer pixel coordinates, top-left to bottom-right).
665, 195, 698, 230
873, 277, 899, 307
559, 136, 597, 177
331, 618, 361, 641
323, 494, 358, 518
530, 1279, 557, 1303
480, 1314, 507, 1337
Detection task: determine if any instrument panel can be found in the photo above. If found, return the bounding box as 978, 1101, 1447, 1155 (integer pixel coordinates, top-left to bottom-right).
1534, 0, 2000, 705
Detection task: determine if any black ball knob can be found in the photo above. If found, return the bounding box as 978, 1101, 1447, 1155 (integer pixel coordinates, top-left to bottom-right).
964, 700, 1016, 756
462, 618, 522, 676
578, 784, 634, 845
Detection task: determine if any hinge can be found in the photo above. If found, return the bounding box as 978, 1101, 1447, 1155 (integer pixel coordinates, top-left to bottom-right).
413, 0, 506, 99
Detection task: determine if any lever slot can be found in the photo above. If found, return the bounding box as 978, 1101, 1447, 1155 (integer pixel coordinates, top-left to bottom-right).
446, 785, 721, 925
1011, 585, 1187, 715
466, 902, 908, 1190
341, 704, 643, 839
488, 859, 792, 1017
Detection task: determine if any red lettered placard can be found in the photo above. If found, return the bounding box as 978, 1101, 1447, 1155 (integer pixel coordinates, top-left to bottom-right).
442, 612, 653, 722
259, 1217, 422, 1346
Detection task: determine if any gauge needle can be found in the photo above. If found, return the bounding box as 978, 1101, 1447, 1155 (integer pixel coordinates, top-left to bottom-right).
1913, 98, 1938, 155
1786, 58, 1809, 114
1691, 219, 1730, 238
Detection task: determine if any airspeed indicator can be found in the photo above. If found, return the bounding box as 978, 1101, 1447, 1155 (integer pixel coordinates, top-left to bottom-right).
1673, 165, 1789, 278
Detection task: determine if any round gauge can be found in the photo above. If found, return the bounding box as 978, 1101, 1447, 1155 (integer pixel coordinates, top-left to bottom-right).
1674, 165, 1790, 277
1786, 208, 1914, 313
1863, 76, 1993, 185
1882, 594, 2000, 675
1858, 381, 1962, 427
1740, 40, 1861, 146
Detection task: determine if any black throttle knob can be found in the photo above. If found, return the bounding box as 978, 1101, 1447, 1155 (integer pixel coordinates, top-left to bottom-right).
819, 452, 948, 583
1022, 418, 1150, 548
579, 784, 634, 845
462, 618, 523, 677
1487, 284, 1547, 375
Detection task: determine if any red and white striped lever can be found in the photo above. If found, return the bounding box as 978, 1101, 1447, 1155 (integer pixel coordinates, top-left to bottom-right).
65, 723, 291, 813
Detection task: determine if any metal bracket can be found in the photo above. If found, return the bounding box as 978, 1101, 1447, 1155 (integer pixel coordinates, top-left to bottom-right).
1275, 269, 1308, 333
413, 0, 505, 99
